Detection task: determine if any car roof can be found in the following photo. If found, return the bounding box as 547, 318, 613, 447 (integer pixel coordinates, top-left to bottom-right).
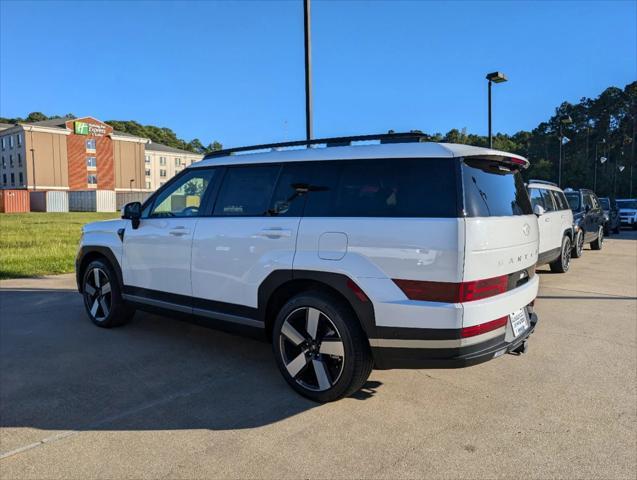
194, 141, 528, 168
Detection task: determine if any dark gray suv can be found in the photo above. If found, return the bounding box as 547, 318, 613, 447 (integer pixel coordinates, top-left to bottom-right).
564, 188, 605, 258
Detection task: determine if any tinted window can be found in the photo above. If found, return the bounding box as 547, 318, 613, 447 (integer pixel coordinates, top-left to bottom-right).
268, 163, 313, 217
598, 198, 610, 209
557, 192, 569, 210
304, 158, 458, 217
214, 165, 280, 216
149, 168, 216, 218
543, 190, 557, 212
462, 159, 532, 217
583, 193, 594, 210
617, 200, 637, 209
565, 193, 580, 211
529, 188, 545, 210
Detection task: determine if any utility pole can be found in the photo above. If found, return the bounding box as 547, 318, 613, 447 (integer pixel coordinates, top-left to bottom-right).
303, 0, 313, 142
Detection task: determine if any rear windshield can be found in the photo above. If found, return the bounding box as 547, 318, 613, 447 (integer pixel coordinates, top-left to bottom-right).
565, 192, 581, 211
461, 159, 532, 217
617, 199, 637, 209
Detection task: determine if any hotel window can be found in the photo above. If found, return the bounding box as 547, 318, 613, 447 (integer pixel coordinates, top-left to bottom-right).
145, 169, 151, 176
175, 157, 181, 167
145, 155, 151, 164
10, 173, 15, 185
9, 136, 14, 148
1, 137, 5, 150
160, 169, 167, 177
159, 156, 166, 166
1, 156, 5, 168
145, 181, 151, 189
19, 172, 23, 185
17, 133, 22, 146
17, 153, 22, 167
9, 155, 13, 167
2, 173, 6, 184
86, 157, 97, 167
86, 139, 96, 150
87, 174, 98, 185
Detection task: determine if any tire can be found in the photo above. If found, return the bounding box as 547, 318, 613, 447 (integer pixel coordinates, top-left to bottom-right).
591, 226, 604, 250
272, 291, 373, 403
81, 259, 134, 328
550, 236, 572, 273
572, 230, 584, 258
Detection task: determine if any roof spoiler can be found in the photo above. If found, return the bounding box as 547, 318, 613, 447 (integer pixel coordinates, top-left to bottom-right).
463, 153, 530, 169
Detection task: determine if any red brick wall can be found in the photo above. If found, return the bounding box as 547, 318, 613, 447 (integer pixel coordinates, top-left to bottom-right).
65, 118, 114, 190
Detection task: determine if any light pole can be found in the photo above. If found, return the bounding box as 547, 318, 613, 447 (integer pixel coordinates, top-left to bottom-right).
303, 0, 313, 142
558, 115, 572, 188
486, 71, 507, 149
594, 138, 606, 192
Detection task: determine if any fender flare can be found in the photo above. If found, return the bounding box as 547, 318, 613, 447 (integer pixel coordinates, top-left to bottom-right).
76, 246, 123, 293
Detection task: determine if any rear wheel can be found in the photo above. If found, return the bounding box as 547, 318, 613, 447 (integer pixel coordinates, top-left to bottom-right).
82, 259, 134, 328
550, 236, 571, 273
591, 226, 604, 250
272, 291, 373, 403
572, 230, 584, 258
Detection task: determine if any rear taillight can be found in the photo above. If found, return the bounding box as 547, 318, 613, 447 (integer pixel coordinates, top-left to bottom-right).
461, 316, 508, 338
393, 275, 509, 303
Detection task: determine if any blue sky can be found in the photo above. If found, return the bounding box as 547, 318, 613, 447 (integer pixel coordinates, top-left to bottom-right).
1, 0, 635, 148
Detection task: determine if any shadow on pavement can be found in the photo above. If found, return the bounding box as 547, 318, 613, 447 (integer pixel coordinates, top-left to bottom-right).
0, 288, 381, 439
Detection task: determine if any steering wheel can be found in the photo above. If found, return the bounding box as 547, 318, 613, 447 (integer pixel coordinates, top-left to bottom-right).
182, 206, 199, 216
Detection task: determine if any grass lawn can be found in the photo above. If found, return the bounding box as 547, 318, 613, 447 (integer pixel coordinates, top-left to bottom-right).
0, 212, 118, 280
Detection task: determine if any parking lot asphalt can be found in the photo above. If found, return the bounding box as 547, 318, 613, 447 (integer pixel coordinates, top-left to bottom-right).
1, 230, 636, 479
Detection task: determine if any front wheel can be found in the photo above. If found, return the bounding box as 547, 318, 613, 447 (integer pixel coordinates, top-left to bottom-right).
591, 226, 604, 250
572, 230, 585, 258
550, 236, 572, 273
82, 259, 134, 328
272, 291, 373, 403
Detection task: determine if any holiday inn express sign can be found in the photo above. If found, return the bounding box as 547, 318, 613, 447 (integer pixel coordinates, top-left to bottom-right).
74, 121, 107, 136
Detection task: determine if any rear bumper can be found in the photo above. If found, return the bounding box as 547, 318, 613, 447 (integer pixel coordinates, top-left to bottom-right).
372, 312, 538, 369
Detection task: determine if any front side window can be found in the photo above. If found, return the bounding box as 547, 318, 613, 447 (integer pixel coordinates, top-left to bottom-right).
542, 190, 556, 212
462, 159, 532, 217
583, 194, 594, 210
87, 174, 97, 185
214, 165, 280, 216
86, 139, 96, 150
149, 169, 215, 218
86, 157, 97, 167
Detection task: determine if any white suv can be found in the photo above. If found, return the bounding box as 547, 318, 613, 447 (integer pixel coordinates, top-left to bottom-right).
76, 133, 540, 402
527, 181, 574, 273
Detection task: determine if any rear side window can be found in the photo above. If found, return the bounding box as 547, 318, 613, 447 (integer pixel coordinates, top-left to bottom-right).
462, 159, 532, 217
267, 163, 313, 217
213, 165, 280, 216
303, 158, 458, 217
555, 191, 569, 210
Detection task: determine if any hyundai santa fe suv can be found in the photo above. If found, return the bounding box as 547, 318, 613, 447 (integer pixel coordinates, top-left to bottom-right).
527, 180, 574, 273
76, 133, 540, 402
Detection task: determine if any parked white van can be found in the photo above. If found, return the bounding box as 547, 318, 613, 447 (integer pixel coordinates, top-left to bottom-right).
76, 133, 540, 402
527, 180, 574, 273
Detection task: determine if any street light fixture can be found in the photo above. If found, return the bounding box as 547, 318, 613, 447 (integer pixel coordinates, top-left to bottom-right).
558, 115, 573, 188
594, 138, 607, 191
486, 71, 507, 149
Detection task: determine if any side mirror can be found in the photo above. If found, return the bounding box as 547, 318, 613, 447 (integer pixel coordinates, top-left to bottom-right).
122, 202, 142, 229
533, 204, 545, 216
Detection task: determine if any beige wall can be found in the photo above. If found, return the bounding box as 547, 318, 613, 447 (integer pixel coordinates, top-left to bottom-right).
113, 139, 146, 191
24, 129, 69, 189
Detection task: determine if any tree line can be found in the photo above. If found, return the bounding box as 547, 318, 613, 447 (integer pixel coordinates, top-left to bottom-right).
2, 80, 635, 196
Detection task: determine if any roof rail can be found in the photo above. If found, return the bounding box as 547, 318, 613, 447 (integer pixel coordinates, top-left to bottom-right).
528, 179, 558, 187
204, 131, 427, 159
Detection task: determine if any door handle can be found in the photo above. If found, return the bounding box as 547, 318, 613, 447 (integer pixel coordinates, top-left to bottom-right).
169, 226, 190, 236
544, 217, 550, 222
256, 228, 292, 238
